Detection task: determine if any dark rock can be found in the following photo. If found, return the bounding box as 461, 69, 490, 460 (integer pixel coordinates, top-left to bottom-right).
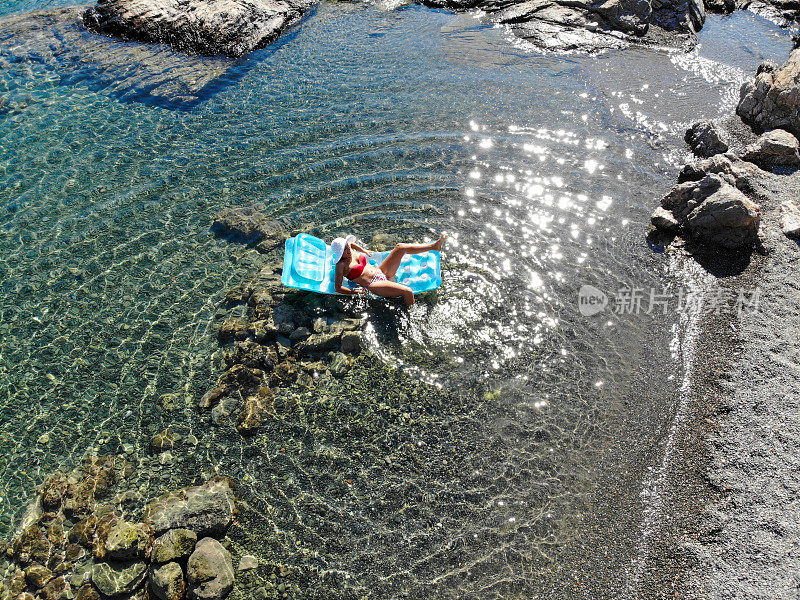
684, 120, 729, 157
779, 200, 800, 238
150, 429, 182, 453
186, 538, 234, 600
737, 50, 800, 137
62, 456, 117, 517
104, 520, 153, 561
144, 478, 236, 537
198, 387, 225, 412
329, 353, 351, 378
651, 206, 681, 231
13, 523, 53, 566
247, 319, 280, 343
24, 563, 54, 589
340, 332, 361, 354
69, 516, 99, 548
150, 561, 185, 600
216, 364, 264, 394
65, 543, 86, 562
741, 129, 800, 167
211, 207, 287, 247
217, 318, 248, 344
224, 340, 273, 370
288, 326, 311, 342
269, 361, 299, 386
236, 390, 275, 436
91, 561, 147, 598
76, 585, 101, 600
91, 512, 123, 560
83, 0, 313, 58
38, 575, 66, 600
41, 473, 69, 511
151, 529, 197, 564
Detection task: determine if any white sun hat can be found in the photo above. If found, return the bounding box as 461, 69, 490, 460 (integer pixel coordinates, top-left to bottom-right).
330, 234, 356, 264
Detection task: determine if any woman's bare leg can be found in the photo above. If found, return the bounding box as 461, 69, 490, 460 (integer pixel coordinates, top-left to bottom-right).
368, 280, 415, 306
379, 233, 446, 280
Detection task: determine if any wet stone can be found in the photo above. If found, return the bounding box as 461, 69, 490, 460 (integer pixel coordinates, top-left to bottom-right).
329, 353, 351, 378
199, 387, 225, 412
211, 397, 240, 426
151, 529, 197, 564
187, 538, 234, 600
340, 332, 361, 354
144, 478, 235, 537
91, 560, 147, 597
38, 575, 66, 600
76, 585, 100, 600
104, 520, 153, 561
237, 555, 258, 571
150, 429, 182, 453
150, 561, 185, 600
25, 563, 54, 588
217, 318, 248, 344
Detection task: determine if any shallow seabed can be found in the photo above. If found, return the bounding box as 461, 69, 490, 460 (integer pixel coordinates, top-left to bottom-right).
0, 3, 794, 598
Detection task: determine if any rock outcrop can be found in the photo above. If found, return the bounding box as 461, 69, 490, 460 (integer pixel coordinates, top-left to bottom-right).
211, 207, 287, 253
421, 0, 704, 52
652, 173, 761, 248
83, 0, 314, 57
737, 52, 800, 138
685, 120, 729, 157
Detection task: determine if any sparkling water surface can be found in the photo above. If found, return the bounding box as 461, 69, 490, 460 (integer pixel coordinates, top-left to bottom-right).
0, 3, 794, 598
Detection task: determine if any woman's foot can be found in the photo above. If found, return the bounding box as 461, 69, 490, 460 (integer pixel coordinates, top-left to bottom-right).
433, 233, 447, 251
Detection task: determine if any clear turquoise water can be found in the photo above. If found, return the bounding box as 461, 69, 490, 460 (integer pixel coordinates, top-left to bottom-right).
0, 3, 793, 597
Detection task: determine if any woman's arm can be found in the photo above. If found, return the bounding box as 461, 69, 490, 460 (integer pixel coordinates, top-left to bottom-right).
350, 242, 371, 256
334, 263, 364, 295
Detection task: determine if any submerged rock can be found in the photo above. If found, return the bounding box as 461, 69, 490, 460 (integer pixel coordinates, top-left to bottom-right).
741, 129, 800, 168
90, 560, 147, 597
104, 520, 153, 561
737, 51, 800, 137
150, 561, 186, 600
151, 529, 197, 564
83, 0, 313, 58
236, 390, 275, 436
211, 207, 287, 251
186, 538, 234, 600
144, 478, 236, 537
685, 120, 729, 157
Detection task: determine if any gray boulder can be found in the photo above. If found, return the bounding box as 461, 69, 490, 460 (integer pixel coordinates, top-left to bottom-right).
82, 0, 313, 58
684, 120, 729, 157
91, 561, 147, 598
144, 478, 236, 537
741, 129, 800, 168
685, 183, 761, 248
151, 529, 197, 564
737, 51, 800, 137
150, 561, 186, 600
653, 174, 761, 248
186, 538, 235, 600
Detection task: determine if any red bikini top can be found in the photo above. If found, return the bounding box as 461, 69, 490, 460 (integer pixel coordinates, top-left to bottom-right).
345, 253, 367, 281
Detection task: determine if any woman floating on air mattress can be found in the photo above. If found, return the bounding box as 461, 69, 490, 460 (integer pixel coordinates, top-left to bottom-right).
332, 234, 446, 306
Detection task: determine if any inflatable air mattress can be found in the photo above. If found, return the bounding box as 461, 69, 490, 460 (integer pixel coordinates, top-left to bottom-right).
281, 233, 442, 295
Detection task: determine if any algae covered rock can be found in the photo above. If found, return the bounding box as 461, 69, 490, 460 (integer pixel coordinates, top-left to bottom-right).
151, 528, 197, 564
104, 520, 153, 561
150, 561, 186, 600
186, 538, 234, 600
